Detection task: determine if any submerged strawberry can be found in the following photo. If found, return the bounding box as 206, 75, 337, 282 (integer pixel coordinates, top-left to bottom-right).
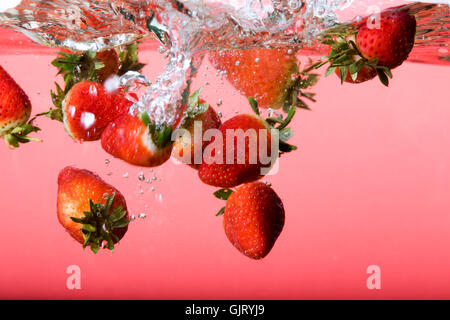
61, 81, 132, 141
198, 98, 296, 188
101, 112, 173, 167
314, 6, 416, 85
215, 182, 285, 260
210, 48, 317, 112
0, 65, 40, 148
57, 166, 130, 253
40, 44, 144, 124
172, 89, 222, 169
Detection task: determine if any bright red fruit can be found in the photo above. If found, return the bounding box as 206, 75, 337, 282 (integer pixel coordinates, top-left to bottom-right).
172, 96, 222, 169
321, 6, 416, 85
217, 181, 285, 260
356, 8, 416, 69
198, 112, 271, 188
0, 65, 40, 148
209, 48, 301, 110
57, 166, 130, 253
101, 112, 173, 167
62, 81, 132, 141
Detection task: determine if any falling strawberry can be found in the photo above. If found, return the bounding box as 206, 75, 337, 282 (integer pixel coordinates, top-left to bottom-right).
101, 112, 173, 167
214, 182, 285, 260
0, 65, 41, 148
198, 98, 296, 188
315, 6, 416, 85
172, 89, 222, 169
40, 44, 144, 123
57, 166, 130, 253
209, 48, 317, 112
61, 81, 132, 141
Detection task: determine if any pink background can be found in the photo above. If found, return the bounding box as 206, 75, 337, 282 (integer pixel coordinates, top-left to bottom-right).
1, 28, 450, 299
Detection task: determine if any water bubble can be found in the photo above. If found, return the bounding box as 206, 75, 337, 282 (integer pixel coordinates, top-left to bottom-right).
235, 60, 240, 66
151, 186, 155, 192
80, 112, 96, 129
105, 159, 110, 165
255, 58, 260, 63
217, 99, 222, 106
138, 171, 145, 181
138, 213, 147, 219
123, 172, 129, 178
104, 75, 121, 93
89, 84, 97, 96
130, 215, 136, 221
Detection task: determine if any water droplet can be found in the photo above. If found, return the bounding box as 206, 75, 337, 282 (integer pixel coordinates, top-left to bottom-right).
151, 186, 155, 192
255, 58, 260, 63
105, 159, 110, 165
138, 213, 147, 219
80, 112, 96, 129
89, 84, 97, 96
216, 99, 222, 106
138, 171, 145, 181
235, 60, 240, 66
130, 215, 136, 221
123, 172, 129, 178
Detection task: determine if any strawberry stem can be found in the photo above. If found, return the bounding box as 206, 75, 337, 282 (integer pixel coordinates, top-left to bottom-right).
70, 192, 129, 254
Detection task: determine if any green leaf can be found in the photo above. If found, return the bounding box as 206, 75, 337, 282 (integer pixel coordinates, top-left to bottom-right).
139, 112, 151, 126
325, 66, 337, 77
213, 189, 233, 201
376, 69, 389, 87
216, 207, 225, 216
248, 97, 260, 116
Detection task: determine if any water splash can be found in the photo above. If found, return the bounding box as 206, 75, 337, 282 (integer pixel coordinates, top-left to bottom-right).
0, 0, 449, 126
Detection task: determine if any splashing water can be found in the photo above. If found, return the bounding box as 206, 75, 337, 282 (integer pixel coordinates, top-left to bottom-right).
0, 0, 449, 125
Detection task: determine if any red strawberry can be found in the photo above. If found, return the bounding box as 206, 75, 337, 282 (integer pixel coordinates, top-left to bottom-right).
198, 98, 296, 188
101, 112, 173, 167
318, 6, 416, 85
215, 182, 285, 260
57, 166, 130, 253
209, 48, 317, 112
172, 90, 222, 169
356, 8, 416, 69
0, 65, 40, 148
62, 81, 132, 141
95, 49, 120, 83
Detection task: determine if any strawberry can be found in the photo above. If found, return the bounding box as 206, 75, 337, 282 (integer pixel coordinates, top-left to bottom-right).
61, 81, 132, 141
101, 112, 173, 167
314, 6, 416, 85
95, 49, 120, 83
39, 44, 144, 123
214, 182, 285, 260
209, 48, 317, 112
0, 65, 40, 148
172, 89, 222, 169
198, 98, 296, 188
57, 166, 130, 253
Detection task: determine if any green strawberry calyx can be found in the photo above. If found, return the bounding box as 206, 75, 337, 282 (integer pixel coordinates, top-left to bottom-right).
283, 67, 319, 113
214, 188, 234, 216
3, 117, 42, 149
249, 97, 297, 154
38, 44, 145, 122
70, 192, 130, 254
306, 23, 393, 86
139, 112, 174, 150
